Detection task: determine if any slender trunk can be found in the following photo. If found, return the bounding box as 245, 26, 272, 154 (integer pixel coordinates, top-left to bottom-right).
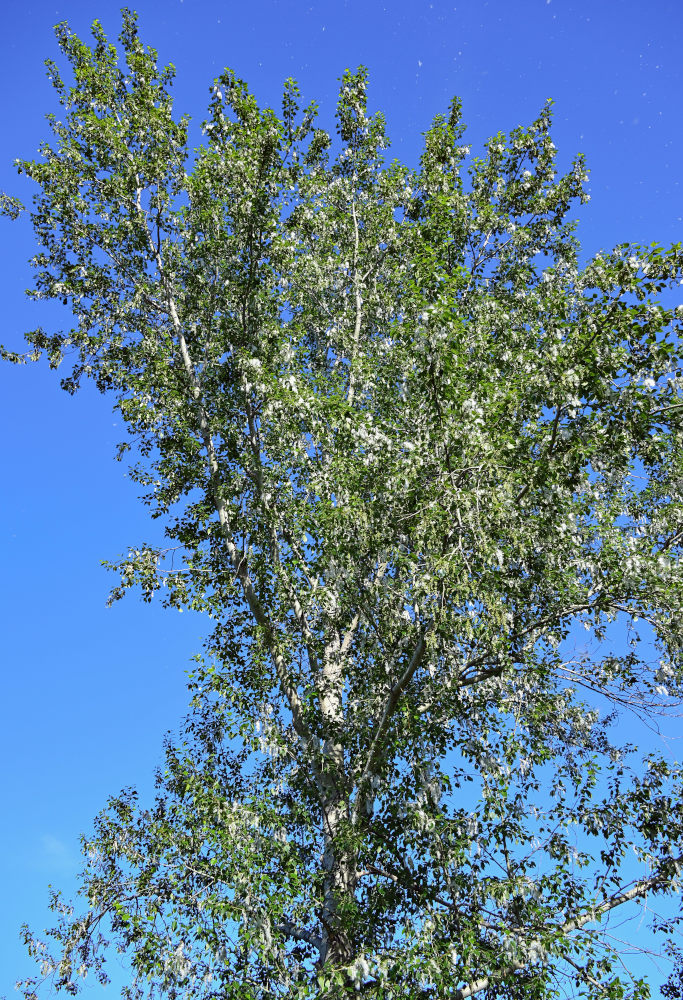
319, 636, 356, 971
320, 784, 356, 968
319, 175, 363, 969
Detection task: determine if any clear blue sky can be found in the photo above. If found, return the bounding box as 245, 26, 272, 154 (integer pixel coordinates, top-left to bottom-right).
1, 0, 681, 995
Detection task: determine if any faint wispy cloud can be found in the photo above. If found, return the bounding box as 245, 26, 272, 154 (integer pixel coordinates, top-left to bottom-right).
35, 833, 77, 874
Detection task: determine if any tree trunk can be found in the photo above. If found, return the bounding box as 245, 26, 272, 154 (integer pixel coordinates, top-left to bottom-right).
319, 636, 356, 972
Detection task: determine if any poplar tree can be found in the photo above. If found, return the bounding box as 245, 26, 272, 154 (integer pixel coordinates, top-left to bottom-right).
4, 12, 683, 999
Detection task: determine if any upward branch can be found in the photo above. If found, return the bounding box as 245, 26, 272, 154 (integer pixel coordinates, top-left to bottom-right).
137, 187, 316, 751
354, 627, 430, 817
174, 302, 313, 747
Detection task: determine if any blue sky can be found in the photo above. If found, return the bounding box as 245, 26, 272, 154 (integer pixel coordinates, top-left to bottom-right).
1, 0, 681, 995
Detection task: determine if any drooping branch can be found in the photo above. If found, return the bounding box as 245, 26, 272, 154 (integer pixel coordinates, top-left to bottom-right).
450, 858, 683, 1000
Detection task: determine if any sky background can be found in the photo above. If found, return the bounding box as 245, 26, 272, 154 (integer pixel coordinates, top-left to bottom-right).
1, 0, 682, 995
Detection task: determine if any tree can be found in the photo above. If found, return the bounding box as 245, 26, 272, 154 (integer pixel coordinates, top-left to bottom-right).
662, 945, 683, 1000
3, 10, 683, 999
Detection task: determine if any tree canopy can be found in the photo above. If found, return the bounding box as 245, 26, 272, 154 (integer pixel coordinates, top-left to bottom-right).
4, 11, 683, 999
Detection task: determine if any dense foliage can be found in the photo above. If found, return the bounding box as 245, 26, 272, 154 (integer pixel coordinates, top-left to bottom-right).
4, 11, 683, 999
